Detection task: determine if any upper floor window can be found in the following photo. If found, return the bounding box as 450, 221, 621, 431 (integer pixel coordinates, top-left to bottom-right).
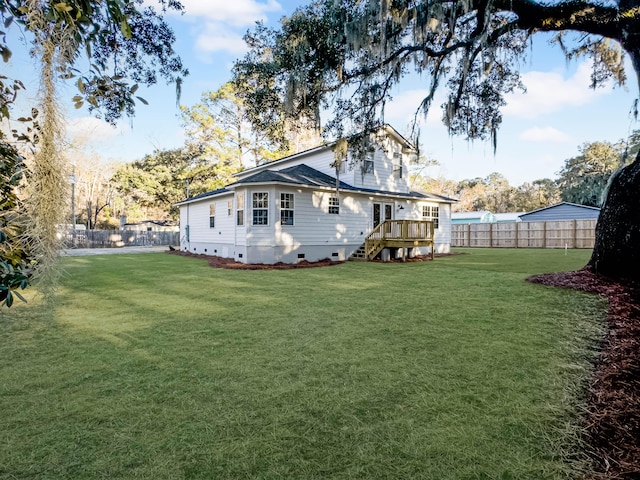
328, 196, 340, 215
393, 152, 403, 179
252, 192, 269, 225
236, 193, 245, 226
362, 159, 374, 174
422, 205, 439, 229
209, 203, 215, 228
280, 193, 294, 226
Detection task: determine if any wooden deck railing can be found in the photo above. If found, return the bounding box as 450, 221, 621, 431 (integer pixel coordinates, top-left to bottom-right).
364, 220, 435, 260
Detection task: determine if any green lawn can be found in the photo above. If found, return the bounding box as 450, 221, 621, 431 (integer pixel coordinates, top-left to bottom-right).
1, 248, 605, 479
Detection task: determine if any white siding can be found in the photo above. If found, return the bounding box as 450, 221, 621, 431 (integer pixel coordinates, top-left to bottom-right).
178, 126, 453, 263
179, 193, 235, 255
345, 147, 411, 193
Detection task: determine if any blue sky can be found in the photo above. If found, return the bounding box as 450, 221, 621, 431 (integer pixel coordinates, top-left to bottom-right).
6, 0, 640, 185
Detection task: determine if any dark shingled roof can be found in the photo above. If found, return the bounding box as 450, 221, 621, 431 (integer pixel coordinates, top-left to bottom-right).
232, 164, 456, 202
175, 187, 230, 205
177, 165, 456, 204
231, 164, 353, 190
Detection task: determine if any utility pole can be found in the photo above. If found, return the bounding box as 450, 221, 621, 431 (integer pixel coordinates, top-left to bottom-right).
70, 170, 76, 244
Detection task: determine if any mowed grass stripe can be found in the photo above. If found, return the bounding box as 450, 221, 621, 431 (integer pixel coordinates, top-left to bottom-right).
1, 248, 604, 479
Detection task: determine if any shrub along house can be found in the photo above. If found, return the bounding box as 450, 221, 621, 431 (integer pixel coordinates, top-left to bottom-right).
176, 125, 456, 264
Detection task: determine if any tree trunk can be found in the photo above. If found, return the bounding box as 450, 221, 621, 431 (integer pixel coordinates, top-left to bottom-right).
588, 154, 640, 280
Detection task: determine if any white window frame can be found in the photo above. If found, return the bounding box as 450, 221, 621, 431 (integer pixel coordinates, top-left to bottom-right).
393, 152, 403, 179
252, 192, 269, 226
422, 205, 440, 229
280, 193, 294, 226
236, 192, 245, 226
209, 203, 215, 228
362, 158, 374, 174
328, 196, 340, 215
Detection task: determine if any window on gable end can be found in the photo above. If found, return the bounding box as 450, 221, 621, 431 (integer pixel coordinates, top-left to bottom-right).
362, 157, 374, 174
393, 152, 403, 178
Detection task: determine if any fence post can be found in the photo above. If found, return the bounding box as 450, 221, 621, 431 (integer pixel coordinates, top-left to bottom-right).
466, 223, 471, 247
514, 222, 518, 248
489, 223, 493, 248
573, 219, 577, 249
542, 221, 547, 249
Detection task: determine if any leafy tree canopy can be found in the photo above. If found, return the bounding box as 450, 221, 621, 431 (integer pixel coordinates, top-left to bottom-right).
111, 148, 225, 220
233, 0, 634, 152
1, 0, 188, 122
557, 141, 621, 207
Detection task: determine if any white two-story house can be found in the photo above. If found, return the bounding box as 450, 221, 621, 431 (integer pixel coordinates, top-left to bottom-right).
176, 125, 456, 264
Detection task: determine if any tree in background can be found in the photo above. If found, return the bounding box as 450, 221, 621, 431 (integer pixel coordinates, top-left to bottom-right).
181, 83, 320, 172
65, 146, 119, 229
112, 148, 222, 221
234, 0, 640, 280
514, 179, 561, 212
557, 141, 621, 207
0, 0, 186, 303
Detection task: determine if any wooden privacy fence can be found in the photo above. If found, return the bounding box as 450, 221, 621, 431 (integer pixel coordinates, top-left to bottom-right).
63, 230, 179, 249
451, 219, 597, 249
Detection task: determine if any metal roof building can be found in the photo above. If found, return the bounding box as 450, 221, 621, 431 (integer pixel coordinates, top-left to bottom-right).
518, 202, 600, 222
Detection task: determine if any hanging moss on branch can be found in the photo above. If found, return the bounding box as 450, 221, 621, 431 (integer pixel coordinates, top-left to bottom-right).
22, 29, 69, 300
0, 0, 187, 305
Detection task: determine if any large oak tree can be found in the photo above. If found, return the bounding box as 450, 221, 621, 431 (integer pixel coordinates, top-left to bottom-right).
234, 0, 640, 280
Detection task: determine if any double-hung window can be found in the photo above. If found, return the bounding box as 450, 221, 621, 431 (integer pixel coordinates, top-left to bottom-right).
252, 192, 269, 225
236, 193, 245, 226
393, 152, 403, 178
328, 196, 340, 215
362, 158, 374, 174
209, 204, 215, 228
422, 205, 439, 229
280, 193, 294, 226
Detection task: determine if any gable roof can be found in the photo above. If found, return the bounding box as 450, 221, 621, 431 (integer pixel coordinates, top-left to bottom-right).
232, 164, 353, 190
235, 124, 417, 181
176, 164, 456, 205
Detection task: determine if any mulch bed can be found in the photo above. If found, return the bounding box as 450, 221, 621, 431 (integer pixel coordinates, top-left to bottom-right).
528, 268, 640, 479
166, 249, 344, 269
166, 249, 453, 269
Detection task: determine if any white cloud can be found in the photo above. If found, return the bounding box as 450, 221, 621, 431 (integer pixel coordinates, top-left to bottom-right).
65, 117, 127, 143
180, 0, 281, 27
519, 126, 572, 143
177, 0, 282, 56
503, 62, 613, 119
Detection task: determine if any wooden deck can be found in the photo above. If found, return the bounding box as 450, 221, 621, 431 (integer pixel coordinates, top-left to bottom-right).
364, 220, 435, 261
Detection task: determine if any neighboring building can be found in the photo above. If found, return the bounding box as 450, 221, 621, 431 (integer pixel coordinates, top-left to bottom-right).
451, 211, 522, 224
176, 125, 456, 264
123, 220, 179, 232
518, 202, 601, 222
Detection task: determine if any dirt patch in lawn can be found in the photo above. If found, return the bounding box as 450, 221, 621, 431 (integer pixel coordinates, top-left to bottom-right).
528, 268, 640, 479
